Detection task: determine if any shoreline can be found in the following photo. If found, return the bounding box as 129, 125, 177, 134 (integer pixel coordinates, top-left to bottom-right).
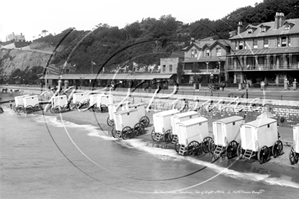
2, 102, 298, 183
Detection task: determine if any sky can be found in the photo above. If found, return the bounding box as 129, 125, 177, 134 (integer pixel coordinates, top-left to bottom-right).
0, 0, 263, 42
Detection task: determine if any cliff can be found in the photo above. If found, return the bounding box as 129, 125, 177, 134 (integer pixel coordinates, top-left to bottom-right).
0, 42, 54, 75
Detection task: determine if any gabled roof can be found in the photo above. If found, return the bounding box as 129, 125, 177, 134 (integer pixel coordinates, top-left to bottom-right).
230, 18, 299, 40
182, 43, 201, 51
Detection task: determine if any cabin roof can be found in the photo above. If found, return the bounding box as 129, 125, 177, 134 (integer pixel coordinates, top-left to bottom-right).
173, 111, 199, 118
156, 109, 180, 117
242, 118, 277, 128
214, 116, 244, 124
178, 116, 208, 127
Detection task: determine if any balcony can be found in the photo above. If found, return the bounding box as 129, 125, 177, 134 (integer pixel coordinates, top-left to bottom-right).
227, 64, 299, 71
183, 69, 220, 74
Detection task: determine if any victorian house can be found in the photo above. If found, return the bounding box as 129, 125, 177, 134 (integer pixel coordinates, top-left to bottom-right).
227, 12, 299, 85
181, 37, 232, 84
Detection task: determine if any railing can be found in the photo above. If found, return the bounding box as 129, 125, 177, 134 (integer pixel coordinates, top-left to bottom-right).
228, 64, 299, 70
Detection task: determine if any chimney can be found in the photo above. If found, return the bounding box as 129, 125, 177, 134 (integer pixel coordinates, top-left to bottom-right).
237, 22, 242, 34
279, 12, 285, 28
275, 12, 285, 29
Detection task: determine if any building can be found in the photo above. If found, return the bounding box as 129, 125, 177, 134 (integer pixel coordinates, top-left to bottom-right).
160, 51, 184, 83
6, 32, 25, 42
181, 37, 232, 84
227, 12, 299, 85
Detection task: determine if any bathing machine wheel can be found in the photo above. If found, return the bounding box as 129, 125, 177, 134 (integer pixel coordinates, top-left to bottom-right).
257, 146, 270, 164
107, 117, 114, 127
289, 147, 299, 165
133, 123, 145, 137
202, 136, 214, 153
139, 116, 150, 127
187, 141, 202, 156
226, 140, 239, 159
121, 126, 134, 140
272, 140, 283, 158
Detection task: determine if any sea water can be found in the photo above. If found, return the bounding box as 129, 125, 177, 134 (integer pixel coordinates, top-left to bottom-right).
0, 106, 298, 199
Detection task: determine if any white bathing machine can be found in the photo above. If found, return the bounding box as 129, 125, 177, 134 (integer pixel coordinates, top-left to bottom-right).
212, 116, 245, 159
23, 95, 40, 112
14, 95, 31, 113
14, 95, 29, 108
23, 95, 39, 108
112, 108, 144, 140
151, 109, 180, 142
289, 124, 299, 165
97, 94, 113, 108
171, 111, 200, 143
176, 117, 213, 156
107, 102, 129, 127
52, 95, 68, 108
72, 93, 89, 104
239, 118, 282, 164
128, 103, 150, 127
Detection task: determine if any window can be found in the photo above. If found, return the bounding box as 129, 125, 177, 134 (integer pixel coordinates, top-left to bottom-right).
162, 65, 166, 72
191, 49, 197, 58
261, 26, 266, 32
253, 39, 258, 49
216, 47, 221, 56
277, 37, 281, 47
238, 41, 244, 50
263, 38, 268, 48
206, 49, 210, 57
169, 64, 173, 72
288, 37, 291, 47
285, 24, 291, 30
248, 29, 253, 34
235, 41, 238, 50
281, 36, 287, 47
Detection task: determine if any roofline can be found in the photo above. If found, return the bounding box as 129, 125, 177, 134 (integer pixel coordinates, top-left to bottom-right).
241, 120, 277, 128
230, 32, 299, 40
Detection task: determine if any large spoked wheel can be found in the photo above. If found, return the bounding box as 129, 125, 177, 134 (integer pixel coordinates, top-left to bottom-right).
12, 105, 17, 112
133, 123, 145, 137
111, 128, 117, 138
187, 141, 201, 156
25, 105, 34, 114
237, 143, 243, 159
202, 137, 214, 153
258, 146, 270, 164
34, 104, 41, 111
289, 147, 299, 165
227, 140, 239, 159
272, 140, 283, 158
70, 102, 77, 110
53, 106, 61, 114
139, 116, 150, 127
121, 126, 134, 140
151, 129, 161, 142
164, 129, 173, 144
174, 143, 180, 153
107, 117, 114, 127
16, 105, 24, 113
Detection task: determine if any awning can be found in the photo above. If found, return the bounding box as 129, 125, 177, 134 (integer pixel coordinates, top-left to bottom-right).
229, 47, 299, 56
40, 73, 174, 80
183, 57, 226, 63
